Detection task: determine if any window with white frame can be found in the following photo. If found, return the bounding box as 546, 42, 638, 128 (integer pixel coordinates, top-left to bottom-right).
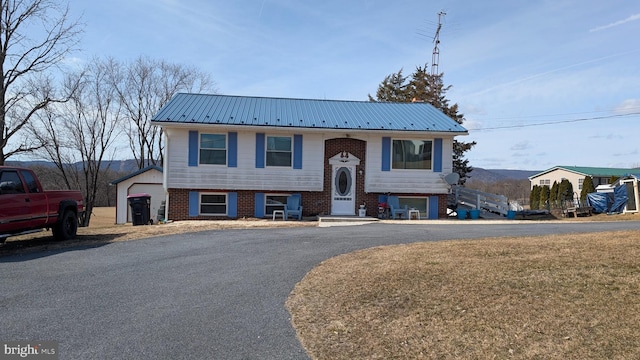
265, 194, 288, 215
539, 179, 550, 186
392, 139, 432, 170
266, 136, 292, 167
578, 178, 584, 190
200, 133, 226, 165
200, 193, 227, 215
398, 197, 428, 218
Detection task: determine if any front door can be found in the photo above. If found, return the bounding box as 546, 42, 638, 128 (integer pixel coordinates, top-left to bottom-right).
332, 165, 355, 215
329, 152, 361, 215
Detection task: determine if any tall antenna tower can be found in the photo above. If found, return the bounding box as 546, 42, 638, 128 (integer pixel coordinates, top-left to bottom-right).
431, 11, 446, 75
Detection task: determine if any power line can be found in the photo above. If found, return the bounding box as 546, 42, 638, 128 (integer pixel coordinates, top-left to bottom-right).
470, 112, 640, 131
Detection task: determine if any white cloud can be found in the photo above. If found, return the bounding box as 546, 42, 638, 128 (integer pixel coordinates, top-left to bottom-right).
510, 141, 532, 151
462, 117, 483, 131
590, 13, 640, 32
614, 99, 640, 114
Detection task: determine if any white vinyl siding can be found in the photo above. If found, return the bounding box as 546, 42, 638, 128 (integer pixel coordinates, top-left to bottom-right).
164, 128, 323, 191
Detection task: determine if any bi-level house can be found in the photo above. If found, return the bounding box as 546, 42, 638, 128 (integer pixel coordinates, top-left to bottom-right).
150, 93, 468, 220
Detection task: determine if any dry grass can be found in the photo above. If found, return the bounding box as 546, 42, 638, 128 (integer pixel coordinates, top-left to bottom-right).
287, 230, 640, 359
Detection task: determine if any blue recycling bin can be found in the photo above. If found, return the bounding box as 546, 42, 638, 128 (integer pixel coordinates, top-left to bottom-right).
457, 209, 468, 220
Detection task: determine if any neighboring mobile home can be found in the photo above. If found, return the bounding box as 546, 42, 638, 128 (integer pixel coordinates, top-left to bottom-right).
150, 93, 468, 220
529, 166, 637, 193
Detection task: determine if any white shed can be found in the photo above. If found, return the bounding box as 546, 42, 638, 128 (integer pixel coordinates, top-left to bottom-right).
111, 166, 164, 224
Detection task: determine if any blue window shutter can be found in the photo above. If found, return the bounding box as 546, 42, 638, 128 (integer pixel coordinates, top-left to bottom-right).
381, 137, 391, 171
227, 192, 238, 218
189, 191, 199, 217
254, 193, 265, 218
293, 134, 303, 169
433, 138, 443, 173
228, 132, 237, 168
429, 196, 439, 219
188, 131, 198, 167
255, 133, 265, 168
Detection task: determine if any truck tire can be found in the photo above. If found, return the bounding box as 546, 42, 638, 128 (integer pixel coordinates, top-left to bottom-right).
53, 210, 78, 241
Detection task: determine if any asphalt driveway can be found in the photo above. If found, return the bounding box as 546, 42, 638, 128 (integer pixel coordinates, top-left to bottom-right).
2, 221, 640, 359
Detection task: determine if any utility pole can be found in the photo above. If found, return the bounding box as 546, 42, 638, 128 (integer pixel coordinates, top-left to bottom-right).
431, 11, 446, 76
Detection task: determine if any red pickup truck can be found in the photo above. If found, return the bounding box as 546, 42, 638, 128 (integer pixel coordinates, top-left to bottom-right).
0, 166, 85, 243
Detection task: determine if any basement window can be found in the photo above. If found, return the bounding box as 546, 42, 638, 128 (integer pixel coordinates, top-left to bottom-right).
265, 194, 288, 215
200, 193, 227, 216
398, 196, 428, 219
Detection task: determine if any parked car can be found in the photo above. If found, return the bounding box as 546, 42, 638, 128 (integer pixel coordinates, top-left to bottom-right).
0, 166, 85, 243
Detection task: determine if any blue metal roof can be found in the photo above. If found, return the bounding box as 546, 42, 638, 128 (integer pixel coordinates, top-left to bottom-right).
151, 93, 468, 133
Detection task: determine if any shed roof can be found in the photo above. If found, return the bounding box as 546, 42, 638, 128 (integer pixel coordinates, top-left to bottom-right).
151, 93, 468, 134
110, 165, 163, 185
530, 166, 639, 179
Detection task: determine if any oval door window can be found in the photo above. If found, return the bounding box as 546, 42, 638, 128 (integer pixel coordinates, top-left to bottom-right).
335, 167, 351, 196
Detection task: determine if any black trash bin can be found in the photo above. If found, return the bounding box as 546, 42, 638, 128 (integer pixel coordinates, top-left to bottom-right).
127, 193, 152, 226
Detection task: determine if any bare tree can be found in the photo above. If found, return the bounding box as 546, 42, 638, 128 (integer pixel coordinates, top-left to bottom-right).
31, 58, 122, 226
0, 0, 82, 164
112, 56, 215, 169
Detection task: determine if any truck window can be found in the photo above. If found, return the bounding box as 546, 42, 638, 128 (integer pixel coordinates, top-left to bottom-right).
0, 171, 25, 195
20, 170, 40, 193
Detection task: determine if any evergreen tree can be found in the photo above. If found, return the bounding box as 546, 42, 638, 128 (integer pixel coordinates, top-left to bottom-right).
370, 65, 476, 184
540, 185, 551, 210
369, 69, 410, 102
550, 181, 559, 209
530, 185, 541, 210
557, 179, 574, 208
580, 176, 595, 203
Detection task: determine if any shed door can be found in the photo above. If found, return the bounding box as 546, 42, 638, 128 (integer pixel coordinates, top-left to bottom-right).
128, 184, 163, 223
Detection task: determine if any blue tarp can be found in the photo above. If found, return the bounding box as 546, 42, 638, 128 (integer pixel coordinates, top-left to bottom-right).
587, 185, 628, 213
586, 192, 610, 213
610, 184, 629, 213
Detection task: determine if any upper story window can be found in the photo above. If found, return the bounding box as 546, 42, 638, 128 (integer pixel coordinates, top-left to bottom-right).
266, 136, 292, 167
539, 179, 550, 186
392, 139, 432, 170
200, 134, 226, 165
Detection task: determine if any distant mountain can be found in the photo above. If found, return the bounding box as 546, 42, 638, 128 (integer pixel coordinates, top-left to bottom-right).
467, 168, 539, 183
6, 159, 143, 173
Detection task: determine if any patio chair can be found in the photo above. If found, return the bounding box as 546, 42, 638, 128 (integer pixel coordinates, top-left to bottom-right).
284, 195, 303, 220
387, 196, 408, 219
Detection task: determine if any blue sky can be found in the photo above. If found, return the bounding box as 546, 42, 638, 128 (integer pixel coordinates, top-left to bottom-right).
66, 0, 640, 171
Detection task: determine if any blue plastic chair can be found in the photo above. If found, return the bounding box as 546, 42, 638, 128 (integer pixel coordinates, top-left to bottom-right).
387, 196, 408, 219
284, 195, 303, 220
